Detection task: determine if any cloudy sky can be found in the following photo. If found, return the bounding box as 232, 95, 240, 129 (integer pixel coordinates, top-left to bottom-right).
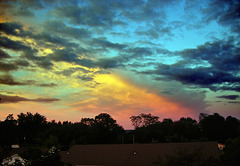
0, 0, 239, 129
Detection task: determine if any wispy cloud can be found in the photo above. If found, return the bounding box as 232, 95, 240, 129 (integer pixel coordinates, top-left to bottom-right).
0, 94, 60, 104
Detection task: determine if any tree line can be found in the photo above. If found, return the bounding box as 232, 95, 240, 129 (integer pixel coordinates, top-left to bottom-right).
0, 112, 240, 146
0, 112, 240, 165
130, 113, 240, 143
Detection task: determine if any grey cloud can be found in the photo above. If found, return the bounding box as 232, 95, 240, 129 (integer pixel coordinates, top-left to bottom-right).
22, 49, 54, 69
135, 38, 240, 92
44, 20, 92, 39
90, 37, 127, 50
0, 22, 35, 39
135, 21, 177, 39
0, 74, 25, 86
37, 83, 58, 87
0, 0, 46, 19
217, 95, 239, 100
33, 32, 79, 48
153, 63, 240, 91
0, 22, 23, 36
53, 0, 162, 28
0, 36, 31, 51
0, 61, 18, 71
96, 58, 121, 69
49, 49, 94, 68
14, 59, 30, 67
228, 101, 240, 104
95, 46, 156, 69
202, 0, 240, 35
54, 4, 115, 27
35, 60, 54, 69
77, 75, 94, 82
0, 94, 60, 104
0, 74, 57, 87
12, 5, 35, 17
0, 22, 78, 49
58, 67, 89, 77
128, 47, 153, 58
0, 49, 11, 59
19, 0, 44, 9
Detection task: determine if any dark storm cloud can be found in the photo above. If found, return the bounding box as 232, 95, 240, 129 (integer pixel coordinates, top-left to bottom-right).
217, 86, 240, 92
0, 94, 60, 104
0, 22, 33, 37
217, 95, 239, 100
180, 38, 240, 72
0, 36, 31, 51
136, 38, 240, 92
0, 22, 23, 36
202, 0, 240, 34
152, 64, 240, 92
154, 63, 239, 86
0, 49, 11, 59
172, 39, 239, 91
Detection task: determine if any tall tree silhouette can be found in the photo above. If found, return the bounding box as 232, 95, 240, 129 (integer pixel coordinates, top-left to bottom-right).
130, 113, 159, 129
93, 113, 124, 144
17, 112, 47, 144
0, 114, 17, 145
199, 113, 227, 141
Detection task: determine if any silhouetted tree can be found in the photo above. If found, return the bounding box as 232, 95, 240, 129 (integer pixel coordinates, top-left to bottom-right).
225, 116, 240, 139
17, 112, 47, 144
93, 113, 124, 144
199, 113, 227, 141
133, 117, 172, 143
80, 118, 95, 126
0, 114, 17, 146
130, 113, 159, 129
168, 117, 201, 142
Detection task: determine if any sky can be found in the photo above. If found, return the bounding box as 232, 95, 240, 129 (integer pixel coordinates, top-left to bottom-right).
0, 0, 239, 129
